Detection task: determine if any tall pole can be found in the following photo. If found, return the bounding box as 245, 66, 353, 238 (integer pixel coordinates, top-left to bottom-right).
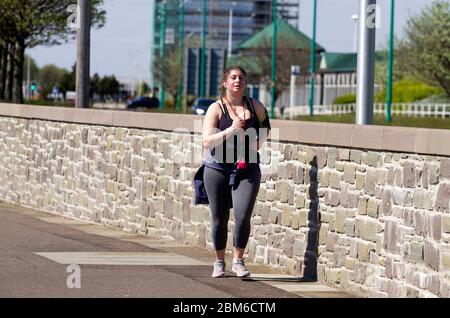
149, 0, 155, 89
26, 55, 30, 100
270, 0, 277, 119
227, 4, 234, 60
356, 0, 377, 125
159, 1, 167, 110
177, 0, 185, 113
76, 0, 91, 108
308, 0, 317, 116
199, 0, 206, 98
351, 14, 359, 53
386, 0, 395, 123
290, 66, 300, 120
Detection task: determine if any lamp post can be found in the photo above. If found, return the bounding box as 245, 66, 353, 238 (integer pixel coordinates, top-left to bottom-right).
159, 0, 167, 110
177, 0, 185, 113
227, 2, 237, 60
199, 0, 206, 98
351, 14, 359, 53
270, 0, 277, 119
26, 55, 30, 100
355, 0, 377, 125
76, 0, 91, 108
308, 0, 317, 116
290, 65, 300, 120
386, 0, 395, 123
149, 0, 155, 89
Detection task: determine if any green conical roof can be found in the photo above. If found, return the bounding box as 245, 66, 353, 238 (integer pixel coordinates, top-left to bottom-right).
320, 52, 357, 72
239, 19, 325, 52
320, 51, 389, 73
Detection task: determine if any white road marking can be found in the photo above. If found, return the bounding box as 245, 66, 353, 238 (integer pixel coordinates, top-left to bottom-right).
269, 283, 342, 292
34, 252, 208, 266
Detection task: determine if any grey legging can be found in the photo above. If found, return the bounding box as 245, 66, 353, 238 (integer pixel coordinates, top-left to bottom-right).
203, 165, 261, 251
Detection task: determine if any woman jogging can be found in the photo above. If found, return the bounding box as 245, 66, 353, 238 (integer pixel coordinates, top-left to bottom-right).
201, 65, 271, 277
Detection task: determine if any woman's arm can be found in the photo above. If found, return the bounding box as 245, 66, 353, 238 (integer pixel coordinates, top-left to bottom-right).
202, 103, 242, 149
252, 99, 271, 150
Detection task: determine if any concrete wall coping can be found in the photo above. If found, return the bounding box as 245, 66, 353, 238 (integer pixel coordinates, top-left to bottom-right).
1, 102, 449, 157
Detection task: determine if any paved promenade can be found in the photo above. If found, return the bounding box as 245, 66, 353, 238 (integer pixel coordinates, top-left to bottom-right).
0, 200, 355, 298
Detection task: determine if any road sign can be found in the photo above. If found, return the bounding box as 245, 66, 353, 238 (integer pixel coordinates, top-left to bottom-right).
165, 28, 175, 45
291, 65, 300, 75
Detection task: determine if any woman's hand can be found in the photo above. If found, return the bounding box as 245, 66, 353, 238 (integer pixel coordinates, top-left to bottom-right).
229, 116, 244, 133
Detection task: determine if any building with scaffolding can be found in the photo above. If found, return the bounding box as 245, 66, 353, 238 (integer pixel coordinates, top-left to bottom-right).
150, 0, 300, 91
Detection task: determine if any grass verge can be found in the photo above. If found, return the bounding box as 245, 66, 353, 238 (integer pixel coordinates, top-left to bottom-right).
293, 113, 450, 130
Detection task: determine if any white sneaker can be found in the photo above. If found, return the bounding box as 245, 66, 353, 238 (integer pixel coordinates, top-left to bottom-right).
211, 260, 226, 278
232, 259, 250, 277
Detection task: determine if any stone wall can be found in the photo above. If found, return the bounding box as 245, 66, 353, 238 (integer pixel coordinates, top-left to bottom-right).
1, 103, 450, 297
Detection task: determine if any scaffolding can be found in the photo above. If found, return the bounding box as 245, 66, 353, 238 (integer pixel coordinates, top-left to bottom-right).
253, 0, 300, 31
151, 0, 301, 88
153, 0, 300, 52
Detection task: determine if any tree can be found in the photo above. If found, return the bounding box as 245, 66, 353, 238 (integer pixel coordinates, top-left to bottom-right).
21, 54, 39, 84
0, 0, 17, 101
237, 36, 310, 106
37, 64, 68, 99
137, 81, 151, 96
0, 39, 8, 100
98, 75, 120, 101
398, 0, 450, 96
0, 0, 106, 103
153, 48, 182, 107
86, 72, 121, 103
374, 41, 405, 88
60, 63, 76, 97
90, 73, 101, 100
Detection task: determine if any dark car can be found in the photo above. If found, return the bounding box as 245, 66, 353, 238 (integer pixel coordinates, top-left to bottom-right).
126, 96, 159, 109
191, 98, 216, 115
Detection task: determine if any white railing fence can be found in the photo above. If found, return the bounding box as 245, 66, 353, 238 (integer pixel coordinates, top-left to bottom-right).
276, 104, 355, 117
257, 73, 382, 110
373, 103, 450, 118
276, 103, 450, 119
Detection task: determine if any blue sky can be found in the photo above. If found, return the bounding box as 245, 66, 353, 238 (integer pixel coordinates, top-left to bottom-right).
28, 0, 432, 83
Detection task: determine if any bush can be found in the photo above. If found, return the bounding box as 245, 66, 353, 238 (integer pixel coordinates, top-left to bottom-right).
334, 94, 356, 104
164, 99, 174, 109
186, 95, 197, 108
375, 80, 442, 103
417, 93, 450, 104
